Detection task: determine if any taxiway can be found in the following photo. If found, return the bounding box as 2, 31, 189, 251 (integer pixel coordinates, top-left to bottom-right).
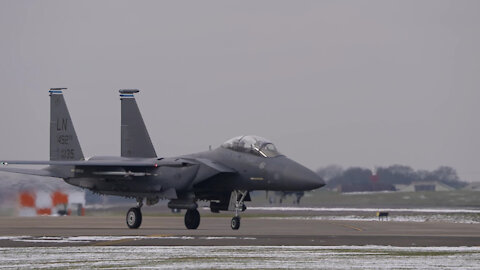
0, 215, 479, 247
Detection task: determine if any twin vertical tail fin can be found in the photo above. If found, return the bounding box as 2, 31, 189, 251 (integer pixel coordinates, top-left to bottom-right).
120, 89, 157, 158
49, 88, 156, 160
49, 88, 84, 161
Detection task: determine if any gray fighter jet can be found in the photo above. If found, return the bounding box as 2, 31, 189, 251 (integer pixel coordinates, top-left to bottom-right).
0, 89, 325, 230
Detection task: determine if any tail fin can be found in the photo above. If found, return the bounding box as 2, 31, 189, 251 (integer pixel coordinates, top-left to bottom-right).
119, 89, 157, 158
49, 88, 84, 161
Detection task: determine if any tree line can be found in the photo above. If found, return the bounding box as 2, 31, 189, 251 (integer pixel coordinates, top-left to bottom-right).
316, 165, 467, 192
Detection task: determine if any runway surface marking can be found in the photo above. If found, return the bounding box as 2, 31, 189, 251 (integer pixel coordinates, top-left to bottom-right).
333, 222, 364, 231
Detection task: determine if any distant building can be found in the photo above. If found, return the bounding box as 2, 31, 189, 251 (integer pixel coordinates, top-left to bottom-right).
266, 191, 305, 204
395, 181, 455, 192
464, 183, 480, 191
334, 183, 395, 193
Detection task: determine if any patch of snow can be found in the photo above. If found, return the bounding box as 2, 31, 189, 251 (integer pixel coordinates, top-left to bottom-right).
0, 246, 479, 269
249, 206, 480, 214
8, 235, 196, 243
199, 237, 256, 240
261, 214, 480, 224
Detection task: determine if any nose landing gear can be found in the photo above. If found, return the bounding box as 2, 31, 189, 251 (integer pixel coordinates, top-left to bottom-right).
126, 198, 143, 229
231, 216, 240, 230
231, 190, 248, 230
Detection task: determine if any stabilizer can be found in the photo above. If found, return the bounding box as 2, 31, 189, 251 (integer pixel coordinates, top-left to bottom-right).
119, 89, 157, 158
49, 88, 84, 161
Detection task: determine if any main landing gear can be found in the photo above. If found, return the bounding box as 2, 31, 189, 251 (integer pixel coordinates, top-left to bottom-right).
168, 198, 201, 230
231, 190, 248, 230
184, 209, 200, 229
125, 193, 248, 230
126, 198, 143, 229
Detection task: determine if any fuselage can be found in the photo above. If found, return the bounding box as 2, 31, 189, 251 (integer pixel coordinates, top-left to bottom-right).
189, 147, 325, 191
64, 146, 325, 200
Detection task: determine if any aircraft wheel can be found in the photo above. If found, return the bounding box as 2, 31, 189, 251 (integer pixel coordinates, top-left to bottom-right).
231, 216, 241, 230
184, 209, 200, 230
126, 207, 142, 229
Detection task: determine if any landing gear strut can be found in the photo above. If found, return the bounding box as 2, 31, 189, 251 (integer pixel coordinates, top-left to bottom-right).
231, 190, 248, 230
126, 198, 143, 229
184, 209, 200, 229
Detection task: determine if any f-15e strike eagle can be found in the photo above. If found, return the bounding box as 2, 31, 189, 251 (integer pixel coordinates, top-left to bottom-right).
0, 89, 325, 230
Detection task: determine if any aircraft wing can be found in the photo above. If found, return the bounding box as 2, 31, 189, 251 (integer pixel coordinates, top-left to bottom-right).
187, 158, 237, 185
0, 167, 60, 178
0, 157, 236, 181
1, 158, 235, 170
0, 160, 158, 167
0, 158, 183, 178
193, 158, 236, 173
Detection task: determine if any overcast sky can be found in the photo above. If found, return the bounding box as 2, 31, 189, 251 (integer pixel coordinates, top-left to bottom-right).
0, 1, 479, 181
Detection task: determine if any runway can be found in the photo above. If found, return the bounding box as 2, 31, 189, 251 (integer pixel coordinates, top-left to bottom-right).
1, 215, 479, 247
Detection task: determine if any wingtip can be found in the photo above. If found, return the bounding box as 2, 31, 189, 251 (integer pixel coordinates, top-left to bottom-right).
49, 88, 66, 95
119, 89, 140, 94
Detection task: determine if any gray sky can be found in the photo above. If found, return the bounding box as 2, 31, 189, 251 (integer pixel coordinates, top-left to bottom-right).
0, 1, 479, 181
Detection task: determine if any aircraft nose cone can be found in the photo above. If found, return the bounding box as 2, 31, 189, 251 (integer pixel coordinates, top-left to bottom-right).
282, 158, 326, 190
297, 167, 326, 190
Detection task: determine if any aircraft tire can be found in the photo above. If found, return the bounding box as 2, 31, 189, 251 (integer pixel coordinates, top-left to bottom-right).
126, 207, 142, 229
184, 209, 200, 230
231, 216, 240, 230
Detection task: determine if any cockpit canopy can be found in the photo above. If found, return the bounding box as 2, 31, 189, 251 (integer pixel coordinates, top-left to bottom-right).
221, 135, 283, 158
